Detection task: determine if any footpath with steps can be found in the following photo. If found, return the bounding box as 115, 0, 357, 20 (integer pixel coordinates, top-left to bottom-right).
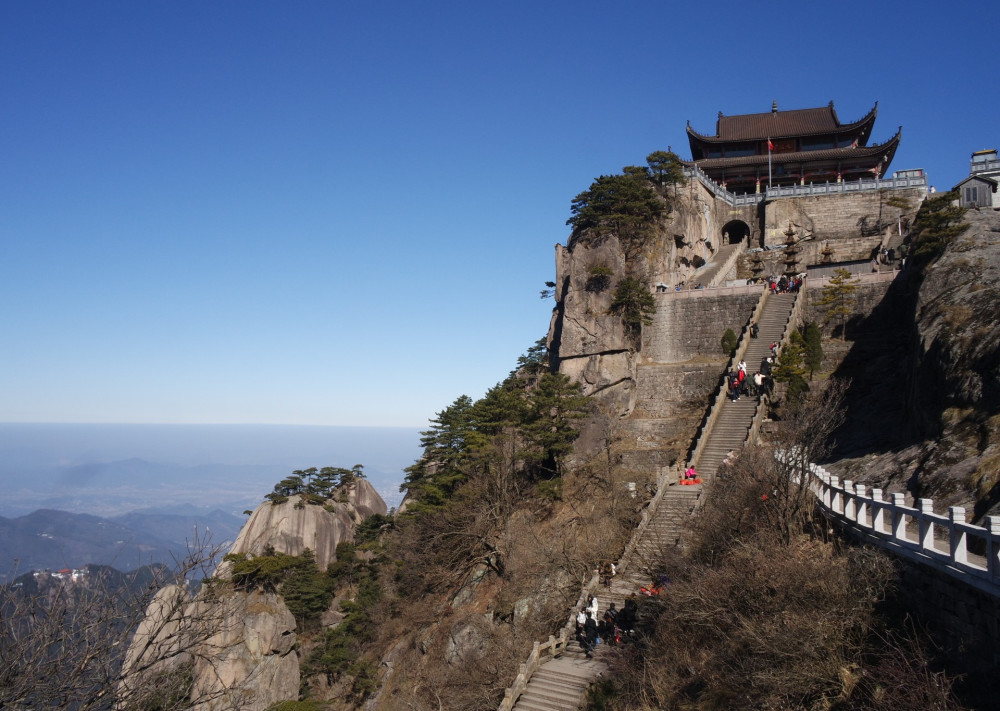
692, 291, 797, 481
687, 243, 740, 288
505, 290, 801, 711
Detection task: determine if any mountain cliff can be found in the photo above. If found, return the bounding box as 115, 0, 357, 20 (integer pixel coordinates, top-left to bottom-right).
824, 203, 1000, 519
119, 477, 388, 710
117, 174, 1000, 710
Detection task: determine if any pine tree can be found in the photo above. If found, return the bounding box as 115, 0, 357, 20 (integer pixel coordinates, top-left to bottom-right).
815, 268, 859, 341
802, 322, 823, 378
774, 331, 810, 403
721, 328, 738, 357
610, 277, 656, 345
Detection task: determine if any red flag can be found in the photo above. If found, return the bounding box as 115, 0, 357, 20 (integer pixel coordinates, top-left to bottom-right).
767, 138, 774, 152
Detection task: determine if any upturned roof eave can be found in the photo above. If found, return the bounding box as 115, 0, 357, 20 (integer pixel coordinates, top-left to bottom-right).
686, 102, 879, 145
692, 129, 900, 170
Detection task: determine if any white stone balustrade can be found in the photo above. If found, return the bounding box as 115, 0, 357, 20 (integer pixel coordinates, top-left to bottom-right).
806, 463, 1000, 597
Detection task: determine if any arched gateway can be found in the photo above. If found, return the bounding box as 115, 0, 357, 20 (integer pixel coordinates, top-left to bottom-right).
722, 219, 751, 246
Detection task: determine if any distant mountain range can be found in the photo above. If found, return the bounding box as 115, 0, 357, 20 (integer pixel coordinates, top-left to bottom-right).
0, 506, 246, 582
0, 423, 422, 580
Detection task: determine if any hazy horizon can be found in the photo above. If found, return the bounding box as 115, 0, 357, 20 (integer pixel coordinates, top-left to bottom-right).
0, 423, 423, 517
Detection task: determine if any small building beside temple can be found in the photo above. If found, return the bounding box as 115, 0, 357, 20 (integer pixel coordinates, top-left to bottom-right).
955, 149, 1000, 209
686, 101, 900, 194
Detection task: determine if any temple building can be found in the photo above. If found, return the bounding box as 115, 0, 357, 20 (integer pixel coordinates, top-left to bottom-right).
686, 101, 900, 194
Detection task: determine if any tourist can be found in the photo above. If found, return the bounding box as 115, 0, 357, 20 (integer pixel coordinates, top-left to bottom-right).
622, 595, 638, 634
601, 561, 616, 590
583, 612, 598, 658
749, 321, 759, 339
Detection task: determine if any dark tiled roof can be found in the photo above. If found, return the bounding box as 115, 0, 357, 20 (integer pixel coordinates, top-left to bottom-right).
694, 134, 899, 170
688, 102, 878, 143
954, 174, 998, 189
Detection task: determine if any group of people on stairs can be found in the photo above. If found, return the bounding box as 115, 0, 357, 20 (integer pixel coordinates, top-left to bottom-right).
575, 595, 638, 658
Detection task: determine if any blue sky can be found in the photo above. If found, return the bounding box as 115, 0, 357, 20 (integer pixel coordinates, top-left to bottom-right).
1, 1, 994, 428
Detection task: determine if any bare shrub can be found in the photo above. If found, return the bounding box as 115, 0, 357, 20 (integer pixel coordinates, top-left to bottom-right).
0, 536, 236, 711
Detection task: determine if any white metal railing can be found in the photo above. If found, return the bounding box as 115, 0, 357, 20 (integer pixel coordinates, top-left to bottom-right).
806, 462, 1000, 597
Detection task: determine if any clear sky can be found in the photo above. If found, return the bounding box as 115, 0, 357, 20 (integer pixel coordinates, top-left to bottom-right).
1, 1, 994, 428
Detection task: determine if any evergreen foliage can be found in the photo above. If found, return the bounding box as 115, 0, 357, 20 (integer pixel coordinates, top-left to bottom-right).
402, 342, 591, 515
720, 328, 738, 356
802, 321, 823, 378
302, 548, 381, 699
264, 465, 366, 506
585, 265, 614, 293
610, 277, 656, 343
773, 331, 810, 403
567, 172, 664, 254
815, 268, 859, 341
910, 190, 969, 263
645, 150, 687, 193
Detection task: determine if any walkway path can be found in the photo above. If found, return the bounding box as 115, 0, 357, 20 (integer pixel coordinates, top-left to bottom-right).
505, 290, 801, 711
693, 292, 797, 481
689, 243, 740, 288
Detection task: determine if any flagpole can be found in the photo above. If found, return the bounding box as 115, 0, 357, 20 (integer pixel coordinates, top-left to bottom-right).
767, 137, 772, 192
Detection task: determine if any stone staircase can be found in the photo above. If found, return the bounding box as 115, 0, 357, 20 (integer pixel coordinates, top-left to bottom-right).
694, 292, 797, 479
511, 656, 607, 711
690, 243, 741, 287
505, 289, 801, 711
510, 486, 704, 711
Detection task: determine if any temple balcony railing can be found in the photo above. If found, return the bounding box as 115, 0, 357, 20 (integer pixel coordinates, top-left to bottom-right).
682, 166, 927, 206
970, 159, 1000, 175
765, 174, 928, 198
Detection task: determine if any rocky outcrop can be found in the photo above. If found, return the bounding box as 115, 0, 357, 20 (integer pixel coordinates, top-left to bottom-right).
120, 481, 389, 709
118, 585, 298, 711
907, 209, 1000, 511
228, 497, 355, 573
824, 207, 1000, 519
343, 477, 389, 521
549, 180, 730, 414
188, 590, 298, 711
227, 480, 387, 572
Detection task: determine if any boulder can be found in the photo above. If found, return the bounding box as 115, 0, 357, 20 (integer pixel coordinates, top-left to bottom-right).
226, 496, 355, 572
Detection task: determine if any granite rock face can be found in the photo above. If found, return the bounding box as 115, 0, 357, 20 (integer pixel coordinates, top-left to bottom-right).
908, 209, 1000, 511
826, 208, 1000, 517
120, 481, 388, 709
188, 590, 299, 711
118, 586, 298, 711
548, 181, 727, 414
228, 479, 387, 572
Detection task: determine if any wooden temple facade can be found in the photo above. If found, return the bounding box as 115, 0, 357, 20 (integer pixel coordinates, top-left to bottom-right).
686, 101, 900, 195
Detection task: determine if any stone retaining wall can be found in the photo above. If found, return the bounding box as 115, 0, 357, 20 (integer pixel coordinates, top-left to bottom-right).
803, 279, 894, 339
763, 188, 925, 247
643, 292, 760, 363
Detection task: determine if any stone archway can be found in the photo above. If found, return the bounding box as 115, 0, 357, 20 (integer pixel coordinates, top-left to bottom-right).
722, 219, 751, 246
